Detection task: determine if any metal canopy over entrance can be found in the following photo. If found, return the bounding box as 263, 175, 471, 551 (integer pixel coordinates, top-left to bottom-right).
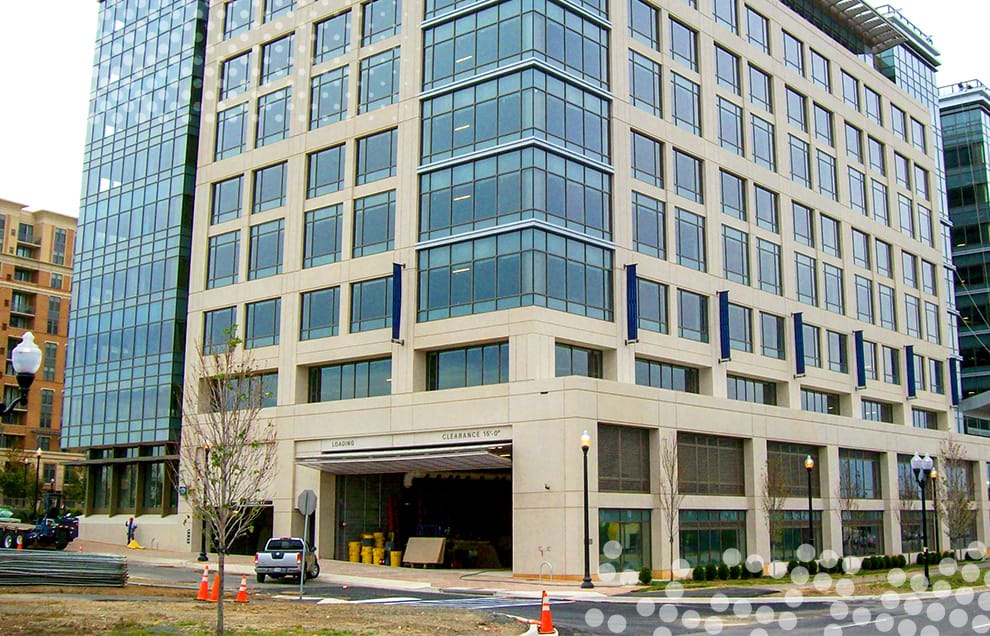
296, 442, 512, 475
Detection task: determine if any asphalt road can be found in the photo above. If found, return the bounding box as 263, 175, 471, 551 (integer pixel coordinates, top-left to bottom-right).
129, 563, 990, 635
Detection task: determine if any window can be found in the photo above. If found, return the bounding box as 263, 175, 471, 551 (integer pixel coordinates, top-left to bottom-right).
849, 168, 867, 215
905, 295, 921, 338
751, 115, 776, 171
728, 303, 752, 352
310, 67, 348, 129
882, 345, 899, 384
864, 86, 881, 123
670, 19, 697, 70
878, 284, 896, 330
50, 274, 62, 290
713, 0, 738, 31
629, 0, 659, 48
555, 343, 603, 378
823, 263, 844, 315
898, 195, 914, 239
796, 253, 817, 306
220, 52, 251, 100
717, 98, 743, 155
356, 128, 397, 185
929, 359, 944, 394
52, 229, 67, 266
427, 342, 509, 390
756, 238, 781, 295
680, 510, 748, 566
789, 135, 810, 187
839, 450, 882, 499
715, 45, 740, 94
782, 31, 803, 75
672, 74, 701, 135
902, 252, 918, 288
308, 358, 391, 401
921, 261, 937, 296
631, 131, 663, 187
633, 192, 665, 258
677, 289, 708, 342
914, 166, 930, 201
754, 185, 778, 232
307, 145, 344, 198
253, 162, 287, 212
679, 433, 744, 495
224, 0, 253, 39
207, 231, 239, 289
820, 215, 840, 257
212, 176, 242, 224
911, 118, 926, 152
42, 342, 57, 382
862, 399, 893, 423
912, 408, 937, 430
353, 190, 395, 257
746, 6, 769, 53
813, 104, 833, 146
249, 219, 284, 280
917, 205, 933, 246
749, 65, 772, 112
827, 330, 847, 373
39, 389, 54, 428
358, 47, 400, 112
723, 226, 749, 285
841, 71, 859, 110
245, 299, 281, 348
599, 425, 650, 492
891, 104, 907, 140
786, 87, 806, 131
845, 123, 862, 163
875, 239, 892, 277
720, 171, 746, 220
871, 179, 889, 225
314, 13, 351, 65
261, 35, 294, 84
760, 312, 785, 359
894, 153, 910, 189
215, 103, 247, 160
676, 208, 705, 271
810, 49, 830, 90
351, 276, 393, 332
256, 87, 291, 147
855, 275, 873, 323
636, 358, 700, 392
911, 354, 926, 393
727, 375, 776, 404
362, 0, 400, 45
868, 137, 885, 175
802, 388, 839, 414
817, 151, 837, 200
793, 203, 814, 246
265, 0, 295, 21
303, 204, 342, 268
629, 51, 662, 117
300, 287, 340, 340
204, 307, 237, 354
673, 150, 703, 203
637, 278, 668, 333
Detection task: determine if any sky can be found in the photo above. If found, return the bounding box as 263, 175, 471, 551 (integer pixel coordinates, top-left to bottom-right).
0, 1, 986, 217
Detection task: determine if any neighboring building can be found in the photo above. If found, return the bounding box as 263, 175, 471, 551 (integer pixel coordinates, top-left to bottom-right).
940, 81, 990, 432
0, 198, 80, 503
62, 1, 208, 538
71, 0, 990, 577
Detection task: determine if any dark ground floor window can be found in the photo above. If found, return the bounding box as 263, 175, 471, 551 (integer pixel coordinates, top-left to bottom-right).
599, 509, 651, 573
842, 510, 884, 556
772, 511, 822, 561
679, 509, 746, 566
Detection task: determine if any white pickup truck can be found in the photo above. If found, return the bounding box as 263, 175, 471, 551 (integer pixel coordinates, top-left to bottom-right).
254, 537, 320, 583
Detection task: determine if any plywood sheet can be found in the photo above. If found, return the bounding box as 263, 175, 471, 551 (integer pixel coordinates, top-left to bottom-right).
403, 537, 446, 565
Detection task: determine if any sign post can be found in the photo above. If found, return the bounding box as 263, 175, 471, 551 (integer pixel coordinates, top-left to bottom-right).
297, 489, 317, 600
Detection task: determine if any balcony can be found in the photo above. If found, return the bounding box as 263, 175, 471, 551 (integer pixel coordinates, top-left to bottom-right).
15, 232, 40, 247
9, 302, 35, 316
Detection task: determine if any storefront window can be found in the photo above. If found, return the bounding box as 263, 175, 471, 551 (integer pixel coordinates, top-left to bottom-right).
599, 509, 651, 572
678, 510, 745, 566
841, 511, 884, 556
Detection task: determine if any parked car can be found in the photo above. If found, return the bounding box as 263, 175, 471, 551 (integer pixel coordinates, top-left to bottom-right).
254, 537, 319, 583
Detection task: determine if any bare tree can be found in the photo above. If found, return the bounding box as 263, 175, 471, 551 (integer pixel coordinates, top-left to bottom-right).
760, 458, 786, 560
177, 329, 278, 635
936, 439, 976, 559
657, 437, 684, 581
835, 465, 863, 556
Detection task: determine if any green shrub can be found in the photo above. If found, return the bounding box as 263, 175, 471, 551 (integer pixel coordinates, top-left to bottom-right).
717, 563, 729, 580
693, 566, 706, 581
705, 563, 717, 581
883, 555, 892, 569
729, 564, 741, 580
638, 567, 652, 585
786, 559, 799, 573
896, 554, 906, 568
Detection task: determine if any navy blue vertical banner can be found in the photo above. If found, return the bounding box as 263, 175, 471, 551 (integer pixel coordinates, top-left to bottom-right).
905, 345, 916, 399
854, 330, 866, 389
392, 263, 402, 342
626, 264, 638, 343
793, 313, 805, 376
718, 291, 730, 361
950, 358, 960, 406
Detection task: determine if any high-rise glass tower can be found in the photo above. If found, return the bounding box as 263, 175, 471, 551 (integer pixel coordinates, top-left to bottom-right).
64, 0, 208, 526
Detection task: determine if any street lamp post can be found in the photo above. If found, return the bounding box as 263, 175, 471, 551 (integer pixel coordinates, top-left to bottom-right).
32, 448, 42, 518
198, 442, 212, 561
911, 453, 934, 587
0, 334, 43, 515
580, 430, 594, 589
930, 469, 941, 554
21, 457, 29, 500
804, 455, 815, 550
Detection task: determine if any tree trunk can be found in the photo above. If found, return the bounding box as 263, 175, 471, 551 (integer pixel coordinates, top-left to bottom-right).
216, 551, 225, 635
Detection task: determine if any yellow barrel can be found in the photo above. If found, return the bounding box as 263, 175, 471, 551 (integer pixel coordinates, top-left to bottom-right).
373, 532, 385, 548
390, 551, 403, 567
361, 546, 374, 564
348, 541, 361, 563
372, 547, 386, 564
361, 533, 374, 547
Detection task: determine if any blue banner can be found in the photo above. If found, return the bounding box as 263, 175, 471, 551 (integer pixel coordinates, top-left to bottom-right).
905, 345, 916, 399
626, 264, 638, 343
950, 358, 960, 406
392, 263, 402, 342
718, 291, 730, 361
793, 313, 805, 377
854, 330, 866, 389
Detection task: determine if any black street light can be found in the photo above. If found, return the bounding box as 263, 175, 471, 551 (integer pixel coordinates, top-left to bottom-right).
0, 333, 42, 419
32, 447, 42, 518
21, 457, 29, 499
930, 469, 941, 554
198, 442, 212, 562
804, 455, 815, 550
911, 453, 934, 587
580, 430, 594, 589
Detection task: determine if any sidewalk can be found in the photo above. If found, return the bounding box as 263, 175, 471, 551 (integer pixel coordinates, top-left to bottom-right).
73, 538, 632, 600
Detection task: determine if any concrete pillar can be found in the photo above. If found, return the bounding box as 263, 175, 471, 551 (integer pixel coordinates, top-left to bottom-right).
746, 438, 770, 563
821, 445, 843, 555
972, 461, 989, 553
880, 451, 901, 555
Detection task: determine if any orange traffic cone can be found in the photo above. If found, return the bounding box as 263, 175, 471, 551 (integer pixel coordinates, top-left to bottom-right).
196, 565, 210, 601
537, 590, 554, 634
16, 535, 22, 550
78, 543, 83, 553
235, 574, 248, 603
209, 572, 221, 602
